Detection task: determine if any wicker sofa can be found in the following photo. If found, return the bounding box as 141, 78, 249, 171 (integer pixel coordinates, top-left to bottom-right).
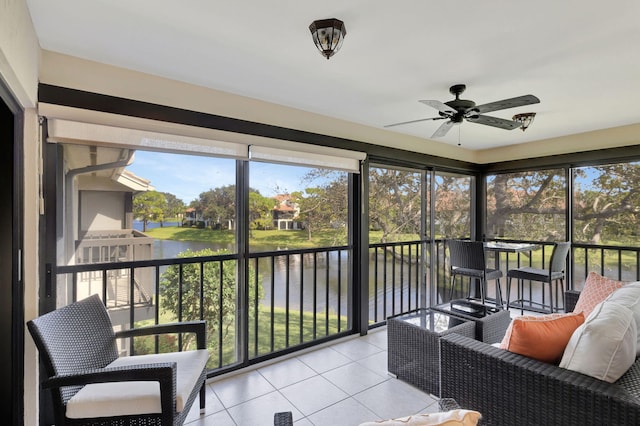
440, 290, 640, 425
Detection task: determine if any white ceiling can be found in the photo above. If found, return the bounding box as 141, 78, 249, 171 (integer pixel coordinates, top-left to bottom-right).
25, 0, 640, 150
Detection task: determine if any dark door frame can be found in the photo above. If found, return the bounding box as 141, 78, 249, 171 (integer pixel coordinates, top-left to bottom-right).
0, 78, 25, 425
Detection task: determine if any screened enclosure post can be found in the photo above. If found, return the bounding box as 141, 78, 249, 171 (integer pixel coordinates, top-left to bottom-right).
474, 173, 484, 242
236, 160, 250, 364
566, 167, 573, 289
420, 169, 427, 309
425, 170, 434, 308
355, 165, 368, 335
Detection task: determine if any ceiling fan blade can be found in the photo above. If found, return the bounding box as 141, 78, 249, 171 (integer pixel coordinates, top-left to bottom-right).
384, 116, 445, 128
467, 114, 522, 130
431, 120, 454, 138
473, 95, 540, 114
419, 100, 456, 115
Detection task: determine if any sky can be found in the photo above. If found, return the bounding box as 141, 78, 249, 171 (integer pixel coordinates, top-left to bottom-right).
126, 150, 312, 204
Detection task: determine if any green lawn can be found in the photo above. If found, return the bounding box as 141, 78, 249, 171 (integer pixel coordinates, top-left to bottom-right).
133, 305, 348, 369
144, 226, 347, 249
144, 225, 423, 248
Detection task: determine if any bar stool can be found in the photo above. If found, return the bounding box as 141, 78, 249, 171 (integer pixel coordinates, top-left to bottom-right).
448, 239, 504, 306
506, 241, 571, 314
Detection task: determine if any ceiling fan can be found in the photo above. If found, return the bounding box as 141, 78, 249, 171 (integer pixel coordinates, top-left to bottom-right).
385, 84, 540, 138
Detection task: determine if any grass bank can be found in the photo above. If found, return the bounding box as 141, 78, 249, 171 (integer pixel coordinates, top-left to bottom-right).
143, 225, 419, 248
134, 305, 348, 369
144, 226, 347, 248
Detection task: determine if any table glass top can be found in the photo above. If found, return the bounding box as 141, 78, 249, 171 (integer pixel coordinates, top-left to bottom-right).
393, 309, 467, 333
484, 241, 538, 252
436, 299, 501, 318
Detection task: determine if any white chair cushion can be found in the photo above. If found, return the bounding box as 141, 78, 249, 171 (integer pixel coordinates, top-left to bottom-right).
66, 349, 208, 419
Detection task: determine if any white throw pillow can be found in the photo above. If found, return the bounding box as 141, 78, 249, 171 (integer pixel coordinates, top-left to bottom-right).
358, 409, 482, 426
605, 281, 640, 355
560, 301, 637, 383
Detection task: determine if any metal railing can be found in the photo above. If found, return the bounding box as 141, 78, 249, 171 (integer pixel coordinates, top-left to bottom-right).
368, 240, 425, 324
571, 242, 640, 286
54, 245, 353, 375
366, 238, 640, 327
247, 246, 351, 359
55, 237, 640, 373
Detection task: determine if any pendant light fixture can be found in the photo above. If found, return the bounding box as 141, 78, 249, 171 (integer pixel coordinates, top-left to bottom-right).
309, 18, 347, 60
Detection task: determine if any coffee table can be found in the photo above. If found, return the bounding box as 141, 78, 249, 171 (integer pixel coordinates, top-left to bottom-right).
387, 309, 475, 396
432, 299, 511, 344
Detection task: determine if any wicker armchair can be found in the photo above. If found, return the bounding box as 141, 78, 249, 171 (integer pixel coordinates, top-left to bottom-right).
27, 294, 209, 425
440, 290, 640, 425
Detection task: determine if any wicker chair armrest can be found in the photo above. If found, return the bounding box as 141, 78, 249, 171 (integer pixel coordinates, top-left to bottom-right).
565, 290, 580, 312
44, 362, 177, 422
43, 362, 176, 388
440, 333, 640, 425
116, 320, 206, 349
438, 398, 461, 411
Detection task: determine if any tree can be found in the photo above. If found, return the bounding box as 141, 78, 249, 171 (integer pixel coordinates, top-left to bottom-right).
191, 185, 235, 229
161, 192, 185, 226
434, 173, 473, 239
572, 163, 640, 244
294, 171, 348, 243
486, 164, 640, 245
368, 168, 421, 243
487, 170, 566, 241
133, 191, 166, 232
160, 248, 263, 358
249, 190, 274, 231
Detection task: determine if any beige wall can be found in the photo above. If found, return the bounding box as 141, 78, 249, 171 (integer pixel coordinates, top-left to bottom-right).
39, 51, 640, 165
475, 123, 640, 164
39, 51, 476, 163
0, 0, 39, 107
1, 1, 41, 424
22, 107, 40, 426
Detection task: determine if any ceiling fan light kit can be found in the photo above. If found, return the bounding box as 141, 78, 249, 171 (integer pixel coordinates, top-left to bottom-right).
309, 18, 346, 60
512, 112, 537, 131
386, 84, 540, 139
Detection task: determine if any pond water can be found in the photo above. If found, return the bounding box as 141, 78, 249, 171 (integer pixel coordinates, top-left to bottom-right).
133, 222, 402, 317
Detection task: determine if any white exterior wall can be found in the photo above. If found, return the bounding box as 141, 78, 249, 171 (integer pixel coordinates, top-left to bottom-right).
80, 191, 125, 232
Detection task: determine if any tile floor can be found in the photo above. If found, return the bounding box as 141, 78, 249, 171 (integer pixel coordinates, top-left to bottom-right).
183, 327, 443, 426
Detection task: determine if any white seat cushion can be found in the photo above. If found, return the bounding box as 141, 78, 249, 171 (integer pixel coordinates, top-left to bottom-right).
66, 349, 208, 419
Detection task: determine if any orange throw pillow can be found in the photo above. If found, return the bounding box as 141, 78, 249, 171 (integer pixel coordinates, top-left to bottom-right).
499, 312, 585, 363
573, 272, 625, 317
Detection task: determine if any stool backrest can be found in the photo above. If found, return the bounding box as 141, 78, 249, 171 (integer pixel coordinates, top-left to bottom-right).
550, 241, 571, 273
448, 239, 487, 271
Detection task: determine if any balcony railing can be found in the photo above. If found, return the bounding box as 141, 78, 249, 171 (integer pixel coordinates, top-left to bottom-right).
54, 238, 640, 375
571, 242, 640, 285
368, 240, 425, 324
54, 246, 353, 375
72, 230, 154, 309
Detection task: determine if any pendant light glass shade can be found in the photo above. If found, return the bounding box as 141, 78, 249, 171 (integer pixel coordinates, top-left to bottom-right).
309, 19, 346, 60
